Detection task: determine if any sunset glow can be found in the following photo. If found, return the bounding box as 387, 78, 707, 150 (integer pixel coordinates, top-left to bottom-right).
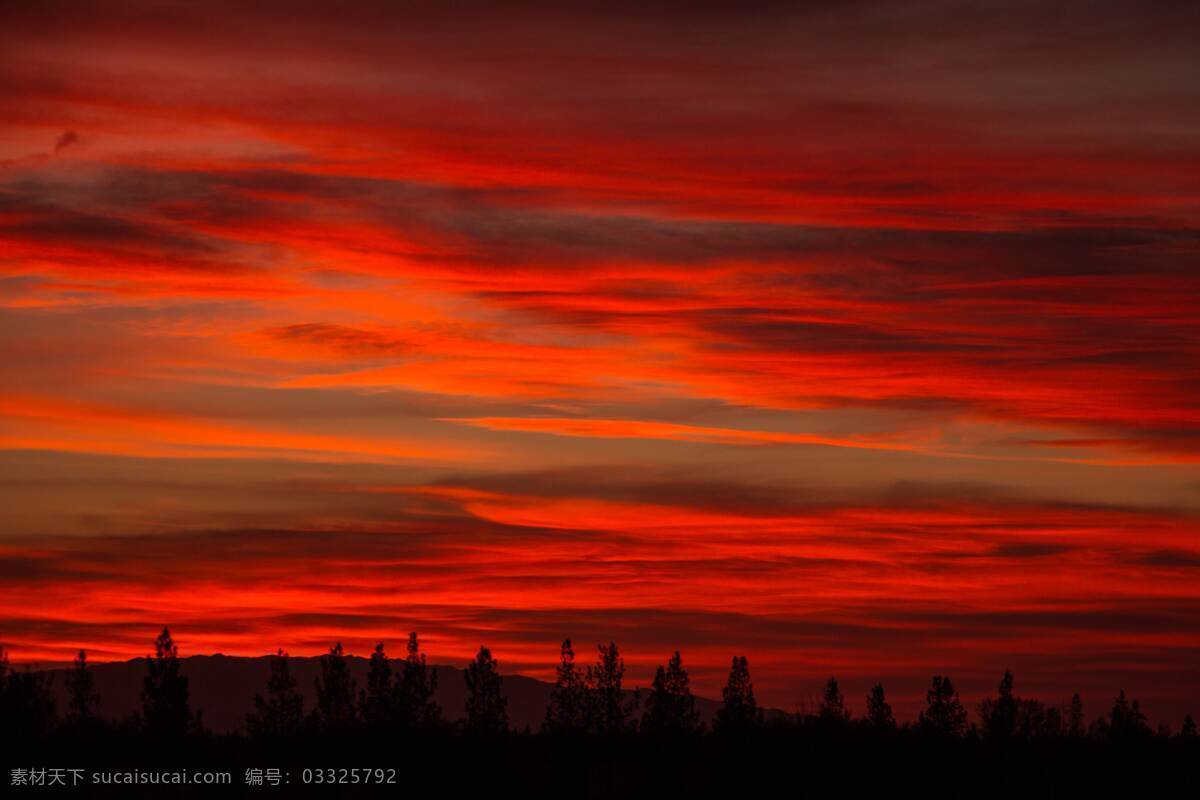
2, 0, 1198, 721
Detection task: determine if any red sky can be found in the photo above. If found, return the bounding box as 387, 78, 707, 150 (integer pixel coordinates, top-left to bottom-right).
1, 0, 1198, 723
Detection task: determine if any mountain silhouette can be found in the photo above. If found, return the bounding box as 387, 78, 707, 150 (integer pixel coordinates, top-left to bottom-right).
35, 654, 747, 733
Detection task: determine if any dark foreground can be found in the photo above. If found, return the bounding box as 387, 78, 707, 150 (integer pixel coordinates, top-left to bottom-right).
4, 636, 1196, 797
4, 724, 1197, 799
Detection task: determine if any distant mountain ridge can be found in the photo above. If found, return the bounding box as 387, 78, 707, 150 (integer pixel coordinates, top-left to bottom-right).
36, 654, 740, 734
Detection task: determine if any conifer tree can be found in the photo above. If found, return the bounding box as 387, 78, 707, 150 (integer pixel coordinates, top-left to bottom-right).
819, 676, 850, 723
865, 683, 895, 728
543, 639, 589, 734
588, 641, 636, 735
1109, 690, 1149, 740
464, 645, 508, 734
0, 647, 56, 740
65, 649, 101, 725
360, 642, 394, 727
714, 655, 761, 736
247, 649, 304, 738
313, 642, 357, 731
918, 675, 967, 736
980, 669, 1019, 739
642, 651, 701, 736
1067, 693, 1085, 738
396, 632, 441, 728
141, 627, 194, 736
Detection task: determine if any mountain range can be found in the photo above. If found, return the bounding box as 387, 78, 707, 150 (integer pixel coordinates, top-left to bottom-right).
37, 655, 744, 734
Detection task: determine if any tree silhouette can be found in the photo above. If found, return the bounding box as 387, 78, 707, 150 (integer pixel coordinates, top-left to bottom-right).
980, 669, 1018, 739
918, 675, 966, 736
247, 649, 304, 738
1016, 698, 1061, 738
313, 642, 357, 732
0, 645, 7, 729
714, 655, 761, 736
642, 650, 701, 736
819, 676, 850, 723
2, 671, 56, 739
141, 627, 194, 736
464, 645, 508, 734
5, 617, 1200, 792
65, 649, 100, 725
1109, 690, 1149, 740
544, 639, 589, 734
396, 632, 441, 728
360, 642, 394, 727
0, 647, 56, 740
588, 641, 636, 735
864, 683, 895, 728
1067, 693, 1086, 737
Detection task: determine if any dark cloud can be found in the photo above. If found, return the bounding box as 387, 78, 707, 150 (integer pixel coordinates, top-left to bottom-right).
877, 601, 1200, 636
989, 541, 1074, 558
266, 323, 412, 357
692, 313, 998, 356
52, 130, 78, 154
1138, 549, 1200, 568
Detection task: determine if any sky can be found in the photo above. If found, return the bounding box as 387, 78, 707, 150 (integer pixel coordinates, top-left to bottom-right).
1, 0, 1198, 723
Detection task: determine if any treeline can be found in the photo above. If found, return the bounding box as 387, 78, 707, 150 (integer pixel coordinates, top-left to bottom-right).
4, 629, 1198, 796
2, 628, 1195, 743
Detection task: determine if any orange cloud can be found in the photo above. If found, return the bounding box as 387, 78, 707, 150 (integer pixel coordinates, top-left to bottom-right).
0, 395, 479, 463
441, 416, 916, 453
